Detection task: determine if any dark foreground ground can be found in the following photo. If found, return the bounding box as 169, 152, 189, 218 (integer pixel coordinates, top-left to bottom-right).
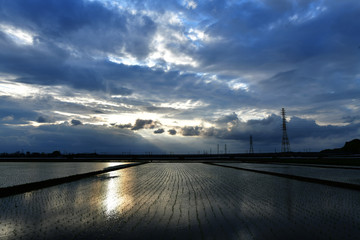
1, 163, 359, 239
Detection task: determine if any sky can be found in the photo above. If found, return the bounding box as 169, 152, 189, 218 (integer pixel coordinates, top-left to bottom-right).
0, 0, 359, 154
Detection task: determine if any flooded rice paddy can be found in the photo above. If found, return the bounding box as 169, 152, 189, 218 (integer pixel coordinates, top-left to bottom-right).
0, 162, 128, 188
221, 162, 360, 185
1, 163, 360, 239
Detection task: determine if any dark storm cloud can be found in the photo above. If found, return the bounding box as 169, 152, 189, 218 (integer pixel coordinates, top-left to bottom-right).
114, 119, 160, 131
178, 113, 360, 151
37, 116, 49, 123
342, 115, 360, 124
0, 0, 359, 153
0, 0, 246, 109
215, 112, 239, 125
0, 0, 331, 117
0, 123, 161, 154
0, 0, 156, 57
131, 119, 156, 131
0, 96, 38, 124
71, 119, 82, 126
168, 129, 177, 135
0, 0, 156, 91
154, 128, 164, 134
116, 123, 132, 129
106, 85, 133, 96
0, 0, 359, 105
195, 0, 360, 70
184, 0, 360, 120
0, 94, 105, 126
181, 126, 203, 136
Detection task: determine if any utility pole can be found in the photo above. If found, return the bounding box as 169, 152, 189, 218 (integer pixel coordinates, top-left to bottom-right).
224, 144, 227, 154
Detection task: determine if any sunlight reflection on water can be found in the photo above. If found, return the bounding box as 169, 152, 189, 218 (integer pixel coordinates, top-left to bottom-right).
0, 220, 16, 238
0, 162, 130, 187
1, 163, 359, 240
105, 171, 123, 216
103, 165, 133, 217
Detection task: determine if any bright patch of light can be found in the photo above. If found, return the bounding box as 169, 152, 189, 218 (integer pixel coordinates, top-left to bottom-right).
0, 221, 17, 237
149, 33, 198, 67
0, 24, 34, 45
345, 103, 359, 111
187, 28, 210, 42
161, 117, 211, 128
106, 9, 201, 69
27, 121, 47, 127
228, 80, 249, 91
104, 171, 125, 216
162, 11, 184, 26
159, 99, 208, 110
105, 112, 161, 125
55, 94, 119, 109
108, 54, 145, 67
235, 109, 274, 122
315, 120, 348, 127
108, 52, 160, 69
0, 79, 40, 98
52, 111, 87, 119
288, 5, 327, 24
184, 0, 197, 9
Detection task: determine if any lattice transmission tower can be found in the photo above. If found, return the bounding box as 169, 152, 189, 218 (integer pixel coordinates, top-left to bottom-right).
249, 135, 254, 154
281, 108, 291, 152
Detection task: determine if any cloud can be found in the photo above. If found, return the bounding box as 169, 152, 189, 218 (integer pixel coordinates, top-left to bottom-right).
215, 112, 240, 126
0, 0, 157, 57
2, 115, 14, 121
71, 119, 82, 126
0, 96, 39, 124
0, 0, 158, 93
113, 119, 160, 131
36, 116, 53, 123
173, 112, 360, 152
116, 123, 132, 129
0, 123, 161, 154
0, 0, 359, 153
154, 128, 164, 134
131, 119, 157, 130
181, 126, 203, 136
168, 129, 177, 135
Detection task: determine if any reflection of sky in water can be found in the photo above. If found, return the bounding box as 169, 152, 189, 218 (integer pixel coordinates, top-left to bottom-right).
0, 220, 16, 237
220, 162, 360, 185
0, 163, 359, 239
105, 171, 124, 216
103, 163, 133, 217
0, 162, 130, 187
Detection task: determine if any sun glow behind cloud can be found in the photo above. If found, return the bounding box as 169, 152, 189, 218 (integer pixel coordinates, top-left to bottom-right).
0, 24, 34, 45
0, 79, 40, 98
0, 0, 359, 153
159, 99, 209, 110
149, 33, 199, 68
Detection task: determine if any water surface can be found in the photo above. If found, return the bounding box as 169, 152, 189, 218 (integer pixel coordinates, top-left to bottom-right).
0, 162, 127, 187
220, 162, 360, 185
1, 163, 359, 239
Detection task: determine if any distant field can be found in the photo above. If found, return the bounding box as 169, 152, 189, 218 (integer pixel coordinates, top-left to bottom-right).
1, 163, 359, 239
1, 152, 360, 166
